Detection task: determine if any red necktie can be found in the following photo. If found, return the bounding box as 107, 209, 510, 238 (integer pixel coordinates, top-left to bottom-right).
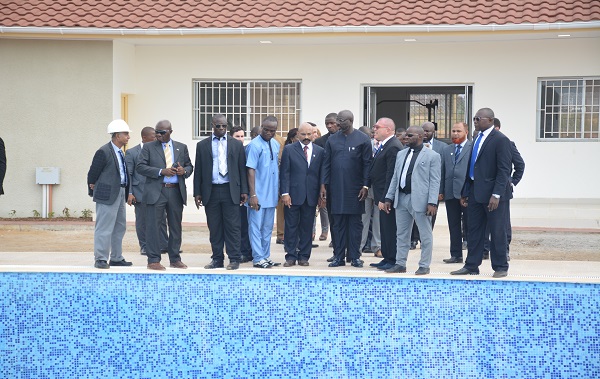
303, 145, 308, 161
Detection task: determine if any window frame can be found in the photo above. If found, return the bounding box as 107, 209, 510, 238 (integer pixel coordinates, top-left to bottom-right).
536, 76, 600, 142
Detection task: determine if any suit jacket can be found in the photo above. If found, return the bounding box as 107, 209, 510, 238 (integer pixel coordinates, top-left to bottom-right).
427, 139, 447, 155
462, 129, 512, 203
87, 142, 129, 205
280, 142, 324, 207
125, 144, 145, 201
385, 146, 441, 213
510, 141, 525, 186
368, 137, 403, 203
136, 140, 193, 205
0, 137, 5, 195
193, 136, 248, 205
439, 140, 473, 200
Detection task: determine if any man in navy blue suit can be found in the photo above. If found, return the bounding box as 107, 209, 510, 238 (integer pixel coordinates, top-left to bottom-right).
280, 123, 325, 266
451, 108, 512, 278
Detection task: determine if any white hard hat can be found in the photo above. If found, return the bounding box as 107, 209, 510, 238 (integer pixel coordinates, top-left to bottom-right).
107, 119, 131, 134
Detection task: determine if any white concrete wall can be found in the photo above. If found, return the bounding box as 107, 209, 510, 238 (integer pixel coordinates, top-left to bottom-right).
129, 37, 600, 227
113, 41, 137, 120
0, 40, 112, 220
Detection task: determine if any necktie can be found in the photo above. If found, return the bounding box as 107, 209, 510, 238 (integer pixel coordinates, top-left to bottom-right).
218, 137, 227, 176
373, 141, 380, 156
374, 143, 382, 158
303, 145, 308, 162
164, 143, 173, 176
454, 144, 462, 163
118, 150, 127, 185
400, 149, 414, 189
469, 132, 483, 179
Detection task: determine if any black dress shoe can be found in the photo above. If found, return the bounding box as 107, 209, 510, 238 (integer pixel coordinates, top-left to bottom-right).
328, 259, 346, 267
94, 260, 109, 269
204, 260, 224, 269
415, 267, 430, 275
110, 259, 133, 267
350, 259, 363, 268
311, 243, 319, 248
483, 251, 490, 260
226, 262, 240, 270
384, 264, 406, 273
493, 270, 508, 278
346, 257, 352, 263
370, 259, 387, 267
377, 263, 395, 270
283, 260, 296, 267
240, 255, 253, 263
443, 257, 463, 264
276, 238, 284, 244
451, 267, 479, 275
326, 255, 335, 262
297, 260, 309, 266
410, 241, 417, 250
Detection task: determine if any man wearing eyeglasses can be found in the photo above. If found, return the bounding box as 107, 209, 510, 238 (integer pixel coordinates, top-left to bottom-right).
382, 125, 441, 275
451, 108, 512, 278
193, 114, 248, 270
137, 120, 193, 271
246, 116, 281, 269
321, 110, 372, 268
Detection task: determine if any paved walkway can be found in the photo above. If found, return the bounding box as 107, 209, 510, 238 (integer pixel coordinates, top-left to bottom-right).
1, 221, 599, 284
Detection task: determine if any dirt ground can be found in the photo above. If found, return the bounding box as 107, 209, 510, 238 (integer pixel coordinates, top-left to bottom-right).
0, 223, 599, 261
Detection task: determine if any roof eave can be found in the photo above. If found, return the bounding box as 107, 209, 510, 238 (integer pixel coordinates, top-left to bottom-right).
1, 21, 600, 37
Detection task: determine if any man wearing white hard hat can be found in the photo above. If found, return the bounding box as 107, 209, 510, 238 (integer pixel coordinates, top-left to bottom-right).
87, 119, 134, 269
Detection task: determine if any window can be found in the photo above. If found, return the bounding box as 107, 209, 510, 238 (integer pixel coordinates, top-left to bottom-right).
193, 80, 301, 139
538, 78, 600, 140
409, 92, 467, 140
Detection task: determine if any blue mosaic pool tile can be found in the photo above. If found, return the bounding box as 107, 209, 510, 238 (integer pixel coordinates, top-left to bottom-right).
0, 273, 599, 379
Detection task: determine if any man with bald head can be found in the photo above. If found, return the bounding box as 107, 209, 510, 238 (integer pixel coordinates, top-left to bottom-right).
451, 108, 512, 278
321, 110, 372, 268
194, 114, 248, 270
368, 117, 403, 270
382, 125, 441, 275
279, 122, 325, 266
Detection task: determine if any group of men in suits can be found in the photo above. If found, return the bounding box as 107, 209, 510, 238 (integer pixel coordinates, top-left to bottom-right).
87, 106, 522, 277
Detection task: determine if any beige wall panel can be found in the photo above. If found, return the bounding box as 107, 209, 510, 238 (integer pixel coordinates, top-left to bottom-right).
0, 39, 112, 219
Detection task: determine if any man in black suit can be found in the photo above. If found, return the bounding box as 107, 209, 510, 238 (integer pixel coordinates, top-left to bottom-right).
368, 118, 402, 271
87, 119, 133, 269
137, 120, 193, 271
451, 108, 512, 278
482, 118, 525, 260
194, 114, 248, 270
0, 136, 5, 196
280, 123, 325, 267
439, 122, 472, 264
321, 110, 372, 268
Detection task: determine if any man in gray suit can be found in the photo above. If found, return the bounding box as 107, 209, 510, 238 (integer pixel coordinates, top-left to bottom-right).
125, 126, 168, 255
87, 119, 134, 269
439, 122, 472, 263
410, 121, 446, 249
137, 120, 193, 271
382, 125, 441, 275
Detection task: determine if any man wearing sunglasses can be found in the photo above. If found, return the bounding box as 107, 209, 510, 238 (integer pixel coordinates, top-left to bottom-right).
137, 120, 193, 271
194, 114, 248, 270
451, 108, 512, 278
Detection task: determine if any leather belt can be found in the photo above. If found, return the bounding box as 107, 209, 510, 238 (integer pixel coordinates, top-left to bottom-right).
162, 183, 178, 188
120, 184, 127, 188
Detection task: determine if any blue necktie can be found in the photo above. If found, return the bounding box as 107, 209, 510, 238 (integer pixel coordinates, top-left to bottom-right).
118, 150, 127, 185
454, 144, 462, 163
469, 133, 483, 179
373, 144, 382, 158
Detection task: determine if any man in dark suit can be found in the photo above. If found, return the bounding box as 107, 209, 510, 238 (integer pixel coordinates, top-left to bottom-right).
137, 120, 193, 271
482, 117, 525, 260
383, 125, 441, 275
125, 126, 168, 256
451, 108, 512, 278
280, 122, 325, 267
439, 122, 472, 264
321, 110, 372, 268
368, 118, 402, 271
194, 114, 248, 270
0, 136, 5, 196
87, 119, 133, 269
